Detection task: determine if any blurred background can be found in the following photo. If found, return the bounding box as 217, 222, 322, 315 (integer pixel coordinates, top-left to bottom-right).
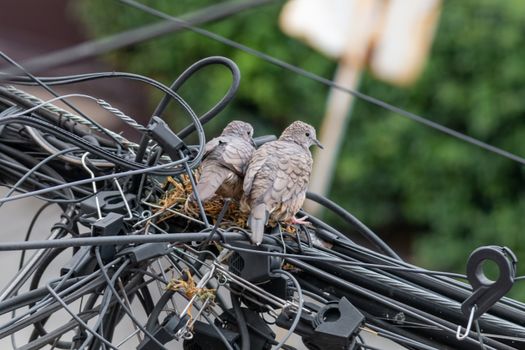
2, 0, 525, 299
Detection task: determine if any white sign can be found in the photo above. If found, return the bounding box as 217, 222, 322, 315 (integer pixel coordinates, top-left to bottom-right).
280, 0, 441, 85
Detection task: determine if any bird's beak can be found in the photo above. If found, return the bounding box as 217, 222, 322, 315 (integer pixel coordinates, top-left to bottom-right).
250, 137, 257, 147
313, 138, 324, 149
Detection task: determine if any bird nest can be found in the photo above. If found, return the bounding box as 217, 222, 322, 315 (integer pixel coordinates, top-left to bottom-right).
155, 173, 298, 235
156, 173, 249, 229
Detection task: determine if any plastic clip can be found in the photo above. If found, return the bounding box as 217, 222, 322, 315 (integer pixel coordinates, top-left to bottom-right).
148, 116, 187, 159
457, 245, 517, 340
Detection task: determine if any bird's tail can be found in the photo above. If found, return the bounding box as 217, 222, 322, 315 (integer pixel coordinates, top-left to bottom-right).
248, 203, 269, 245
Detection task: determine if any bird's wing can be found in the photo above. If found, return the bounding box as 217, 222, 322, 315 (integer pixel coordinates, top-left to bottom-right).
220, 137, 255, 176
194, 162, 231, 202
203, 136, 221, 158
243, 143, 272, 195
270, 146, 312, 220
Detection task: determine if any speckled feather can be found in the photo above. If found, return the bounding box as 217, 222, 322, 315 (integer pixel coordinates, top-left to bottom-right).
241, 121, 320, 245
192, 121, 255, 202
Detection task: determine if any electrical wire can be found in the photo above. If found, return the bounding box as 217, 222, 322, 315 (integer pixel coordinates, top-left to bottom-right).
94, 249, 168, 349
1, 25, 525, 348
231, 294, 250, 350
0, 156, 190, 204
4, 70, 207, 169
0, 147, 79, 208
306, 191, 400, 260
0, 0, 276, 80
273, 269, 303, 350
119, 0, 525, 168
156, 56, 241, 139
46, 285, 119, 350
222, 242, 464, 279
0, 50, 123, 147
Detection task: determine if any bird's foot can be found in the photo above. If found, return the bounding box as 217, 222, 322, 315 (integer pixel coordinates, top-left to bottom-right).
290, 215, 310, 225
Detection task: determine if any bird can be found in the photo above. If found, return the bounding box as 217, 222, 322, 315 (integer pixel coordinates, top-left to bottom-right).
189, 120, 255, 204
241, 121, 323, 245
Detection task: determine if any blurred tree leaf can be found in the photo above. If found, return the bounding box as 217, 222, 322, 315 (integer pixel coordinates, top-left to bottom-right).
76, 0, 525, 299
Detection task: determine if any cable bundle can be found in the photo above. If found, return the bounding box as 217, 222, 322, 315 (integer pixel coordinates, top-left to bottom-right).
0, 56, 524, 350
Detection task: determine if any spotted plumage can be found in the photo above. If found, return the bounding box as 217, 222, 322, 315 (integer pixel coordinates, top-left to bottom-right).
191, 121, 255, 203
241, 121, 322, 245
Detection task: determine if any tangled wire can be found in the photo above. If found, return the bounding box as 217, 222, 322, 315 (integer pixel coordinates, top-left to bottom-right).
0, 56, 524, 350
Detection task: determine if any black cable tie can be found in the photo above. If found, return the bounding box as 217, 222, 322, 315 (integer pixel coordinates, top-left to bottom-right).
147, 116, 187, 159
117, 243, 171, 264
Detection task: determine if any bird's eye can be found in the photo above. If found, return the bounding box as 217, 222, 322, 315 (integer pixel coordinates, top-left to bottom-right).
247, 131, 251, 135
305, 132, 310, 137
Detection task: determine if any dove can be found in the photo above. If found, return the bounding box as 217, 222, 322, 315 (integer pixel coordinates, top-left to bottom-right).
190, 121, 255, 204
241, 121, 323, 245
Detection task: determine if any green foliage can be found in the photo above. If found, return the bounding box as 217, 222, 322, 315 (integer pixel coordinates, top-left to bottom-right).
76, 0, 525, 297
74, 0, 333, 134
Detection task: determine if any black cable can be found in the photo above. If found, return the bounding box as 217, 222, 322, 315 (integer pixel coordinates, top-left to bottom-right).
364, 323, 439, 350
0, 87, 116, 148
231, 294, 250, 350
0, 115, 120, 168
134, 145, 162, 198
288, 258, 516, 350
310, 243, 466, 279
222, 242, 418, 273
0, 155, 190, 204
363, 314, 449, 350
28, 246, 70, 347
0, 51, 123, 147
136, 276, 155, 316
202, 313, 236, 350
201, 198, 230, 246
127, 267, 168, 284
164, 56, 240, 139
94, 248, 171, 349
119, 0, 525, 168
134, 55, 240, 172
310, 255, 523, 346
0, 278, 80, 316
0, 143, 74, 200
0, 0, 276, 79
0, 162, 72, 201
0, 181, 94, 205
144, 289, 175, 331
4, 70, 207, 169
0, 114, 194, 174
27, 240, 98, 348
475, 320, 487, 350
356, 342, 387, 350
18, 202, 55, 269
330, 238, 525, 325
305, 191, 400, 260
0, 275, 108, 338
0, 232, 245, 251
3, 254, 105, 326
80, 260, 129, 349
45, 284, 119, 350
3, 274, 105, 336
1, 147, 80, 208
273, 269, 303, 349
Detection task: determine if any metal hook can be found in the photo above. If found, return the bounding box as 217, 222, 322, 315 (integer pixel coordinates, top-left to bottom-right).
456, 304, 477, 340
461, 246, 516, 321
217, 272, 228, 286
113, 178, 133, 220
81, 153, 102, 220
